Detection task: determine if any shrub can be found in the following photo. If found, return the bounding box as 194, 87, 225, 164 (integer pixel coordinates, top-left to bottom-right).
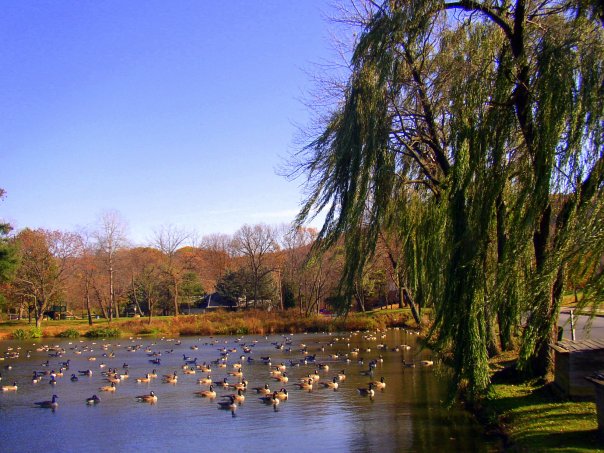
58, 328, 80, 338
85, 327, 121, 338
29, 327, 43, 338
12, 329, 28, 340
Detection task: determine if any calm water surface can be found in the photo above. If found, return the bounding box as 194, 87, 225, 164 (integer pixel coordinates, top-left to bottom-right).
0, 328, 499, 452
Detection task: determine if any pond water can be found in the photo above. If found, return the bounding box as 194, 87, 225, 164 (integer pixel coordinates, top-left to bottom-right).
0, 328, 499, 452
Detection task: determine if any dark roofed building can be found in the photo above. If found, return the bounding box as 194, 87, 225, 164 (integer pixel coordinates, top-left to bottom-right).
198, 293, 237, 311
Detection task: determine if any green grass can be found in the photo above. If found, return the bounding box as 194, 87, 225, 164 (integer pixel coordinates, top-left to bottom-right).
484, 381, 601, 452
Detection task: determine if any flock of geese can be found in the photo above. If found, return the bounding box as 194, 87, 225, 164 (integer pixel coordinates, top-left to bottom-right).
0, 327, 434, 413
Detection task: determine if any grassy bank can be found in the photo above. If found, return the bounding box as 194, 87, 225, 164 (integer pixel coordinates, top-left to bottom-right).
481, 353, 601, 452
0, 307, 417, 340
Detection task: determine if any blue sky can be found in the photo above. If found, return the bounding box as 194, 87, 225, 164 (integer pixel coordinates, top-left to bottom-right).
0, 1, 342, 244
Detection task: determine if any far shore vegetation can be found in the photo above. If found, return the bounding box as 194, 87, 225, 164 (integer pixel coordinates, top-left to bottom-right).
0, 307, 420, 341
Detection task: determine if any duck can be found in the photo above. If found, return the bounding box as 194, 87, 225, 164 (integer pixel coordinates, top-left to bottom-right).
195, 385, 216, 398
260, 391, 280, 406
136, 374, 151, 383
35, 395, 58, 409
1, 382, 18, 391
371, 376, 386, 389
357, 383, 375, 397
217, 395, 237, 411
99, 382, 117, 392
320, 377, 339, 390
136, 391, 158, 403
86, 394, 101, 405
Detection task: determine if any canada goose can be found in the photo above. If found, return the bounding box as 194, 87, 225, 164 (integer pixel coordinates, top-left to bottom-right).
337, 370, 347, 381
228, 369, 243, 378
230, 380, 248, 391
183, 367, 196, 375
253, 383, 271, 395
35, 395, 58, 409
217, 395, 237, 411
309, 371, 320, 381
2, 382, 18, 391
358, 383, 375, 397
78, 369, 93, 376
148, 370, 158, 378
136, 391, 158, 403
197, 375, 213, 385
136, 374, 151, 383
214, 377, 230, 388
260, 391, 280, 406
320, 377, 339, 389
420, 360, 434, 367
32, 372, 41, 384
402, 360, 416, 368
119, 370, 129, 379
86, 394, 100, 405
371, 377, 386, 389
223, 388, 245, 403
318, 363, 330, 371
99, 382, 116, 392
197, 362, 212, 373
106, 375, 120, 384
295, 378, 313, 391
49, 377, 57, 386
274, 372, 288, 383
70, 374, 79, 382
275, 388, 289, 400
195, 385, 217, 398
163, 372, 178, 384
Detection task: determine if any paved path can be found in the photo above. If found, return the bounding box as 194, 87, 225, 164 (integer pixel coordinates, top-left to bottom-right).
559, 309, 604, 340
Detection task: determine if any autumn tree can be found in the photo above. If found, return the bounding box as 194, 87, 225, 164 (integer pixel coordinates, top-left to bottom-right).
13, 229, 82, 327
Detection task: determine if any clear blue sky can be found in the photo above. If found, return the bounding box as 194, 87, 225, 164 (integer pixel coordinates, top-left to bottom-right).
0, 1, 341, 244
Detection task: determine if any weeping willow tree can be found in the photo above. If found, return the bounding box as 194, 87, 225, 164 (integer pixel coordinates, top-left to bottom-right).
294, 0, 603, 398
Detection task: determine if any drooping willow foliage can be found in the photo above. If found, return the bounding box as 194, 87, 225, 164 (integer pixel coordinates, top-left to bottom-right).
295, 0, 603, 398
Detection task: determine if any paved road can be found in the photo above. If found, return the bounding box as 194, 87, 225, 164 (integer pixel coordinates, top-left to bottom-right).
559, 309, 604, 340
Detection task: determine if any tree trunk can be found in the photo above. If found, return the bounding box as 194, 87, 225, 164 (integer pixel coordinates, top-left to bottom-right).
85, 282, 93, 326
402, 288, 422, 326
173, 276, 179, 316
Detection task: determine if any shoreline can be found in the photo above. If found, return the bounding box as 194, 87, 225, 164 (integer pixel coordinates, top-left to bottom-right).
0, 307, 420, 340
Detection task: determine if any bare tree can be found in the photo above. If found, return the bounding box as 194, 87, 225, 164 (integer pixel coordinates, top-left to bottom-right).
200, 233, 232, 284
93, 211, 128, 321
152, 225, 191, 316
231, 224, 278, 308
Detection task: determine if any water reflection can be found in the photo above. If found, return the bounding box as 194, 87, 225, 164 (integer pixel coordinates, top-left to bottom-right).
0, 328, 498, 452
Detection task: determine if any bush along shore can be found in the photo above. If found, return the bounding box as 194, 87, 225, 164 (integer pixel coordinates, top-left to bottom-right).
0, 308, 419, 340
